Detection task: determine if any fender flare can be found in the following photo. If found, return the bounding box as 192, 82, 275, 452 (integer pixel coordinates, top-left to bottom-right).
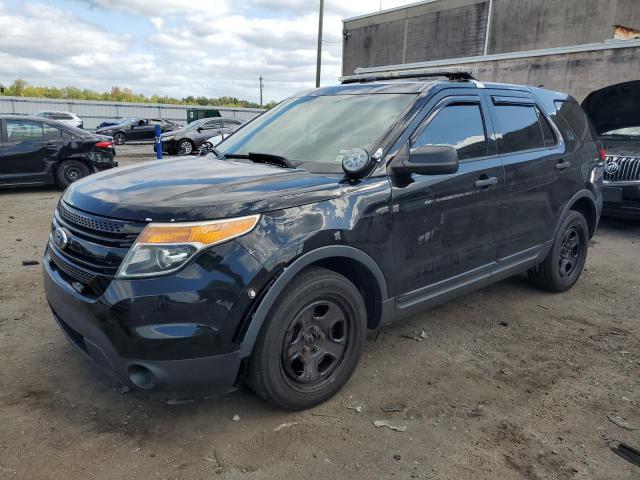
239, 245, 389, 358
553, 189, 598, 240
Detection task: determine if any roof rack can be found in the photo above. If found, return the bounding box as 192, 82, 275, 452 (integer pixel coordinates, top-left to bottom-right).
339, 66, 475, 84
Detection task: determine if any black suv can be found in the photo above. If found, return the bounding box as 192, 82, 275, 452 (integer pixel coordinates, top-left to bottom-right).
42, 70, 603, 410
0, 115, 116, 189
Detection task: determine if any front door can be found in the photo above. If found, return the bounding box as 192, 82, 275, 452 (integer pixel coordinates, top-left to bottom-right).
129, 120, 154, 140
0, 119, 53, 185
391, 95, 504, 307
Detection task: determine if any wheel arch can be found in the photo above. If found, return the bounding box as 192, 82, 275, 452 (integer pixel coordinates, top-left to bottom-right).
239, 245, 389, 358
563, 190, 598, 238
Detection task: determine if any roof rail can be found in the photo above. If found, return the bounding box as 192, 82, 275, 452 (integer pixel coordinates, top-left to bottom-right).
339, 66, 475, 84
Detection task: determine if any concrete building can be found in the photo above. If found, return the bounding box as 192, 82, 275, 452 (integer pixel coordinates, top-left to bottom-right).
342, 0, 640, 102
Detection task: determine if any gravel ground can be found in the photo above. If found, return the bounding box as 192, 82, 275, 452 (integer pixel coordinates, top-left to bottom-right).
0, 145, 639, 479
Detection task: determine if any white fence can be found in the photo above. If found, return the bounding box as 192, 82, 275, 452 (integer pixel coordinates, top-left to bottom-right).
0, 96, 265, 130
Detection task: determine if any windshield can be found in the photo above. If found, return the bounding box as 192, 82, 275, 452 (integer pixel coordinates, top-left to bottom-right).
601, 126, 640, 138
186, 118, 210, 129
217, 93, 416, 173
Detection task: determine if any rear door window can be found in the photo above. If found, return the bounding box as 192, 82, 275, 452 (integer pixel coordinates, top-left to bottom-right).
43, 125, 63, 141
203, 120, 223, 130
6, 120, 44, 142
413, 103, 488, 161
493, 104, 548, 153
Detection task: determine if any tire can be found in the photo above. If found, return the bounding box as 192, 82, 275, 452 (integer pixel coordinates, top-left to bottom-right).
245, 266, 367, 410
528, 210, 589, 292
55, 160, 91, 189
113, 132, 126, 145
177, 139, 194, 155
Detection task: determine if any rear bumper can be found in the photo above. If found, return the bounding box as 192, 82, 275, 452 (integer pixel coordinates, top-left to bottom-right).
603, 183, 640, 220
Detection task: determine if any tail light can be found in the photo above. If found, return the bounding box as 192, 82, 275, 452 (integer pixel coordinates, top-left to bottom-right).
94, 141, 113, 149
597, 142, 606, 162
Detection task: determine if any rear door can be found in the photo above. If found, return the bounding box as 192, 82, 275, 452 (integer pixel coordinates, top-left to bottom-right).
391, 92, 504, 305
1, 119, 54, 184
486, 92, 572, 267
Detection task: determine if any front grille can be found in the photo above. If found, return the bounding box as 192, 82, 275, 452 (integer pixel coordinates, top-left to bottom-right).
48, 202, 145, 294
49, 246, 96, 285
604, 155, 640, 183
57, 203, 126, 234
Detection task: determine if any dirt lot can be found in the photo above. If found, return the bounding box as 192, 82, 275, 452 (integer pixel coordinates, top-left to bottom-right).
1, 145, 639, 479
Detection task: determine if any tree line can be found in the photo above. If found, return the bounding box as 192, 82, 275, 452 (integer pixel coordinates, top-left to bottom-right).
0, 79, 277, 109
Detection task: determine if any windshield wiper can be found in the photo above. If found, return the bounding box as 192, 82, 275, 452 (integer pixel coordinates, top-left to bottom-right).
224, 152, 294, 169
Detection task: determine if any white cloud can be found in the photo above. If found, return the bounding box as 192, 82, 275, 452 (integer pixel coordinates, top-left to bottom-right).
0, 0, 418, 103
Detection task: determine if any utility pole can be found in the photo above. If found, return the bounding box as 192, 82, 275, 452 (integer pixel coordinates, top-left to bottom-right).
259, 76, 264, 108
315, 0, 324, 88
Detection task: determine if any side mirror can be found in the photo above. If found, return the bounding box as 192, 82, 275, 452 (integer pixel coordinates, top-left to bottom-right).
197, 127, 203, 132
391, 144, 459, 175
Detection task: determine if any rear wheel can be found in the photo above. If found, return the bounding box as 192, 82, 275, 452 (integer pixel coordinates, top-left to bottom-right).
528, 210, 589, 292
246, 266, 367, 410
56, 160, 90, 189
113, 132, 126, 145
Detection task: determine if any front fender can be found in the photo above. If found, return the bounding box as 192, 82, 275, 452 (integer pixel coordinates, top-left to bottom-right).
238, 245, 389, 358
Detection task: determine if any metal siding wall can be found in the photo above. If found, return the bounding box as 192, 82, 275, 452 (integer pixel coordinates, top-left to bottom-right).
0, 97, 265, 130
342, 0, 640, 74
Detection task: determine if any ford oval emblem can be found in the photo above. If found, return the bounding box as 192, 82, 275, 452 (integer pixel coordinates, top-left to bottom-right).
605, 161, 619, 175
52, 227, 70, 250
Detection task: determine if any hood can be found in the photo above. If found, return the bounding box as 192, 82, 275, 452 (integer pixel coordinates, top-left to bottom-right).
62, 157, 346, 222
161, 125, 193, 137
582, 81, 640, 135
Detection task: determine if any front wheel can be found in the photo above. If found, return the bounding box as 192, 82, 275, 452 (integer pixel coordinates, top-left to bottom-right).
177, 139, 194, 155
245, 266, 367, 410
528, 210, 589, 292
55, 160, 91, 189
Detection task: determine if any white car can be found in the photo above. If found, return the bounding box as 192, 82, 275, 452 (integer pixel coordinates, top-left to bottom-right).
206, 133, 226, 146
34, 111, 83, 129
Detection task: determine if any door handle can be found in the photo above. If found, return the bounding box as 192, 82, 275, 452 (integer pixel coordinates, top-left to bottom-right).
45, 143, 59, 149
555, 160, 571, 171
474, 176, 499, 188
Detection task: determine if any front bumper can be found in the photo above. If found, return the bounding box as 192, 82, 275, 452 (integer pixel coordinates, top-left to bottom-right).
154, 139, 177, 154
42, 240, 265, 390
602, 183, 640, 220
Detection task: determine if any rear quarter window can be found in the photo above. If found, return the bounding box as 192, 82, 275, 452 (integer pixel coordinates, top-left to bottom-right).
554, 100, 595, 145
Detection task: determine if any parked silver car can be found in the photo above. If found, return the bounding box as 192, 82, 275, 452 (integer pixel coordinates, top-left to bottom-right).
158, 117, 243, 155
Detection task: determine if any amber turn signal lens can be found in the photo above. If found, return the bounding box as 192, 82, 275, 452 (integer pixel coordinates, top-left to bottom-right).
137, 215, 260, 246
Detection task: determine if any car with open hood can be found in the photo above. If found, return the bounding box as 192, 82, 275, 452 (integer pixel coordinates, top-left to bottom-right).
583, 81, 640, 220
42, 69, 602, 410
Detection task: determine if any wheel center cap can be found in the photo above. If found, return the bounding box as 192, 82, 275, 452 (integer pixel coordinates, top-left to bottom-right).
303, 333, 316, 346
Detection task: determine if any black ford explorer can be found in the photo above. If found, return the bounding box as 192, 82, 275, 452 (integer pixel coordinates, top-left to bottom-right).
43, 70, 604, 410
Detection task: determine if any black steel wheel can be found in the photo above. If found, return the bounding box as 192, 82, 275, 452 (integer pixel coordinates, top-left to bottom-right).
528, 210, 589, 292
55, 160, 90, 189
246, 266, 367, 410
280, 299, 352, 392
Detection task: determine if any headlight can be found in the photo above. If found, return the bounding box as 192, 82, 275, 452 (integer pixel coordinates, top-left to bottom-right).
116, 214, 260, 278
161, 135, 174, 141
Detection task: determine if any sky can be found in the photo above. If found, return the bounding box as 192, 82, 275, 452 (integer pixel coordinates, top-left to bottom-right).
0, 0, 419, 104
